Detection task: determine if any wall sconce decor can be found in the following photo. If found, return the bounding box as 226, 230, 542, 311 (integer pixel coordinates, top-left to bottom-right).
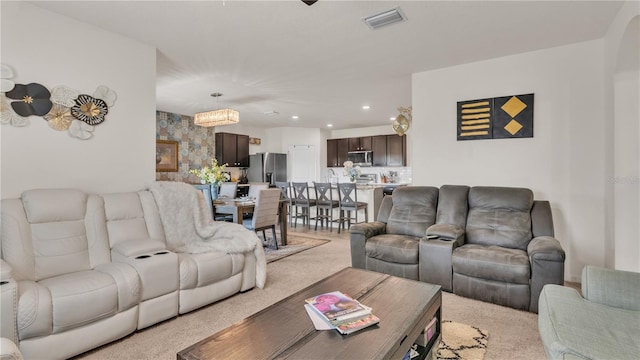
0, 63, 117, 140
393, 106, 411, 136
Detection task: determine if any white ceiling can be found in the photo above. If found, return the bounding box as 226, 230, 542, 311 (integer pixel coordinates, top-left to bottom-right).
30, 0, 623, 130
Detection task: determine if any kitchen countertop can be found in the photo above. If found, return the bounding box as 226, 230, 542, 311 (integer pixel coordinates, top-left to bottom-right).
355, 182, 410, 190
366, 182, 409, 187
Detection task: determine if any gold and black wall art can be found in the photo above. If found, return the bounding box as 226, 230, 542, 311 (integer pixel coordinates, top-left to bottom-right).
457, 93, 534, 141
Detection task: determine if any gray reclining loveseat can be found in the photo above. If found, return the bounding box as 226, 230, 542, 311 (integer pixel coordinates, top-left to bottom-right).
350, 185, 565, 312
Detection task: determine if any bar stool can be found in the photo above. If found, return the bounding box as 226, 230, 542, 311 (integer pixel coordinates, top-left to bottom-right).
313, 182, 339, 231
275, 181, 295, 227
291, 182, 317, 229
336, 182, 368, 233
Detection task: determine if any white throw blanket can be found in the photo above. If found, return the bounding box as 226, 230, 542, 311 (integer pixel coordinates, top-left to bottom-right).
148, 181, 266, 288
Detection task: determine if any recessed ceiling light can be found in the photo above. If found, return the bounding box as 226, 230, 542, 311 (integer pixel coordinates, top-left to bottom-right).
292, 115, 299, 120
362, 105, 370, 110
390, 117, 396, 121
327, 124, 333, 127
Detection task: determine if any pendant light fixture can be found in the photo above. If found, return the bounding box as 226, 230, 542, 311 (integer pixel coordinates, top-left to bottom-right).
194, 92, 239, 127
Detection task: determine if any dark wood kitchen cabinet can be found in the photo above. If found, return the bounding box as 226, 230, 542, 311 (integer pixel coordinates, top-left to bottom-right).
386, 134, 406, 166
215, 132, 249, 167
328, 134, 405, 167
370, 134, 406, 167
371, 135, 387, 166
348, 136, 372, 151
327, 138, 349, 167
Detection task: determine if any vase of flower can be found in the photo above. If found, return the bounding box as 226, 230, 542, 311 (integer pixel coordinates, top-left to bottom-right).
190, 158, 230, 201
210, 183, 219, 200
343, 161, 361, 183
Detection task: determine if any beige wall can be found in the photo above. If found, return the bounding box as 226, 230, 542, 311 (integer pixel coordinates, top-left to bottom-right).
412, 40, 607, 282
1, 2, 156, 198
412, 0, 640, 278
603, 2, 640, 272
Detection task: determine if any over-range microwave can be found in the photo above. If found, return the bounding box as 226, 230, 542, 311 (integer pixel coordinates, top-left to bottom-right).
347, 151, 373, 167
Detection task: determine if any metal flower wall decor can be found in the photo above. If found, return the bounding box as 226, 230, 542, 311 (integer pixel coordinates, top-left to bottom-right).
0, 64, 117, 140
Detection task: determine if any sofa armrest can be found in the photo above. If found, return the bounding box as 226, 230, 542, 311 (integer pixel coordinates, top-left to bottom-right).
419, 237, 463, 292
350, 221, 386, 269
0, 337, 24, 360
582, 265, 640, 311
528, 236, 565, 313
0, 261, 18, 344
111, 239, 167, 258
426, 224, 465, 242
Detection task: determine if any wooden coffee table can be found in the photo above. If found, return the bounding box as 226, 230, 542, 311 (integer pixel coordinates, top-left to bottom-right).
178, 267, 442, 360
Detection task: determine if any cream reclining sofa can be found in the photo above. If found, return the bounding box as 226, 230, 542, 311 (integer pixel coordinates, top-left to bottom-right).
0, 188, 258, 359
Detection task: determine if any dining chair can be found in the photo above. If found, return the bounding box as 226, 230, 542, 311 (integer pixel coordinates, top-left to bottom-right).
193, 184, 214, 220
313, 182, 339, 231
243, 188, 281, 249
275, 181, 296, 227
247, 183, 269, 199
336, 182, 368, 233
218, 182, 238, 199
214, 182, 239, 221
291, 182, 317, 229
243, 183, 269, 219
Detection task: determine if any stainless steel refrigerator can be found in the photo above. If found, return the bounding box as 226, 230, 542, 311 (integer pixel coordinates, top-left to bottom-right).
247, 153, 287, 186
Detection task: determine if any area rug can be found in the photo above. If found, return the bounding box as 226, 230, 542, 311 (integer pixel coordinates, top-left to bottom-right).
437, 321, 489, 360
264, 235, 330, 263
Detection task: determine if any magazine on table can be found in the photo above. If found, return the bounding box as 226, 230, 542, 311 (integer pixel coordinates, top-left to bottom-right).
304, 291, 379, 334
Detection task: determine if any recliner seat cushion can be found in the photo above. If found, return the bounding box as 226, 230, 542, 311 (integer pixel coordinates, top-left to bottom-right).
38, 270, 118, 333
365, 234, 419, 264
452, 244, 530, 284
466, 187, 533, 250
178, 252, 245, 290
386, 187, 438, 238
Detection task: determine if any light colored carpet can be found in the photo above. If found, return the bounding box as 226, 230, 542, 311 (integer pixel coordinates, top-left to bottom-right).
264, 234, 329, 263
437, 321, 488, 360
73, 229, 545, 360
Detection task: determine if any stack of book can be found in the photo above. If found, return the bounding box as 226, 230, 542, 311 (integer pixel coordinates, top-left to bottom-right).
304, 291, 379, 335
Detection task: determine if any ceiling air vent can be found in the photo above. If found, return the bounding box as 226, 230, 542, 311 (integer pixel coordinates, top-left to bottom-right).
363, 7, 407, 30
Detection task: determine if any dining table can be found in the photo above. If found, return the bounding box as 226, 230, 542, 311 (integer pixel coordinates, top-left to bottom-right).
212, 198, 289, 246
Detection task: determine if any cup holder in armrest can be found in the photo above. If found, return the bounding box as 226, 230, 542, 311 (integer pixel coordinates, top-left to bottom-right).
154, 251, 169, 255
135, 255, 152, 259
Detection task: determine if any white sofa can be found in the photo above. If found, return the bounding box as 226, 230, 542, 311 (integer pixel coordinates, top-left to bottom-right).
0, 188, 259, 359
